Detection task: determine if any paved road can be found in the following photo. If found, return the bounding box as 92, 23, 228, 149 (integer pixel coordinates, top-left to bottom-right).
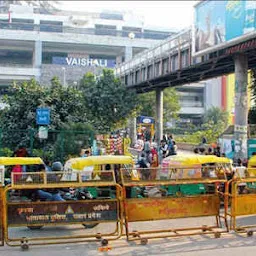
1, 216, 256, 256
1, 230, 256, 256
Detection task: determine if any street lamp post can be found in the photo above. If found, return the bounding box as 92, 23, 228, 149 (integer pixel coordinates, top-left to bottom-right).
127, 32, 137, 146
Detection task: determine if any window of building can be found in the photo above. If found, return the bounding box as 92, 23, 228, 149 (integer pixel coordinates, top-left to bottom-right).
179, 95, 204, 108
0, 18, 8, 29
42, 52, 67, 64
0, 50, 33, 66
40, 20, 63, 32
143, 29, 171, 40
100, 12, 123, 20
95, 24, 116, 36
122, 26, 142, 38
11, 18, 34, 31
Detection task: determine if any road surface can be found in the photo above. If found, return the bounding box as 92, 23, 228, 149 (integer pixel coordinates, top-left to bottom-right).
1, 215, 256, 256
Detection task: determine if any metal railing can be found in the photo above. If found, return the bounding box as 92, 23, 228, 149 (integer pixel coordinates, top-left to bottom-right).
115, 27, 192, 76
0, 21, 173, 40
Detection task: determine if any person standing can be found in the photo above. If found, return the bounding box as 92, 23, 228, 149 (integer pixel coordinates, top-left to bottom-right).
150, 143, 159, 179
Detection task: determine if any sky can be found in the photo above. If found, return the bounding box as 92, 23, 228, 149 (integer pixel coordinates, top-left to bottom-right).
59, 1, 197, 30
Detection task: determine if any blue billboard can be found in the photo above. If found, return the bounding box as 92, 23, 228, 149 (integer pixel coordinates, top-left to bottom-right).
194, 0, 256, 53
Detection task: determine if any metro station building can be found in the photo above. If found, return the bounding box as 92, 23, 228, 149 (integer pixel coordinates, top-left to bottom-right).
0, 2, 246, 124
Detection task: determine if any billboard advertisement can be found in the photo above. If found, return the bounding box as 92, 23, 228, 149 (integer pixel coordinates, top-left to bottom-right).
194, 0, 256, 54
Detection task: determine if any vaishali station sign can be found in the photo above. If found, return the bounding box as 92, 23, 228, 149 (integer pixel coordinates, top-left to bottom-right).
52, 56, 116, 68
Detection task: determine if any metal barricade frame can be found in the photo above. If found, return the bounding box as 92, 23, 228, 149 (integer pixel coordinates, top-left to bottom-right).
120, 166, 229, 244
3, 170, 123, 249
0, 186, 4, 246
226, 169, 256, 236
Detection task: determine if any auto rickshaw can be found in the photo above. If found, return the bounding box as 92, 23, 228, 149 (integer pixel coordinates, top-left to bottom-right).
238, 155, 256, 192
64, 155, 135, 182
0, 156, 44, 186
160, 154, 233, 196
63, 155, 136, 228
0, 157, 45, 231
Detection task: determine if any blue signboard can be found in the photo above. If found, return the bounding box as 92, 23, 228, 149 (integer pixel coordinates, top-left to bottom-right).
194, 0, 256, 53
52, 57, 116, 68
36, 108, 50, 125
137, 116, 155, 124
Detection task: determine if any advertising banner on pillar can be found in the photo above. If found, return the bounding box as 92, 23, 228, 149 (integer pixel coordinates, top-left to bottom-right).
193, 0, 256, 56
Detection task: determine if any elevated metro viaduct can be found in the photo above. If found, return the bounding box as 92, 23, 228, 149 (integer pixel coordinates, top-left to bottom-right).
115, 28, 256, 161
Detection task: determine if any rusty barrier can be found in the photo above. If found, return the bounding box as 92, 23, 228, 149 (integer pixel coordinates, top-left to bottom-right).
226, 168, 256, 236
120, 166, 229, 244
3, 170, 123, 249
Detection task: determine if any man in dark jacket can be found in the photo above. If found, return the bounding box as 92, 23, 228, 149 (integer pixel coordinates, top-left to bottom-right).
37, 162, 65, 201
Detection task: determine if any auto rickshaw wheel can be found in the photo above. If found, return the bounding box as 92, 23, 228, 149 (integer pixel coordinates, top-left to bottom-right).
96, 233, 102, 239
132, 230, 139, 237
141, 238, 148, 245
21, 238, 29, 251
202, 225, 208, 232
247, 230, 254, 237
175, 191, 182, 197
214, 232, 221, 238
27, 226, 43, 230
82, 223, 99, 229
101, 239, 108, 246
21, 243, 29, 251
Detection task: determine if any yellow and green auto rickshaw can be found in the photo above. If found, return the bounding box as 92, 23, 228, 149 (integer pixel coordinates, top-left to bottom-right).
237, 155, 256, 191
63, 155, 136, 197
160, 154, 233, 196
0, 157, 44, 186
0, 157, 45, 230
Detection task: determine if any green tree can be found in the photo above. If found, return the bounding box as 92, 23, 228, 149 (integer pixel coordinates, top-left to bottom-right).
248, 69, 256, 124
44, 77, 86, 129
203, 106, 229, 127
138, 87, 180, 125
79, 69, 139, 133
0, 78, 87, 149
175, 107, 229, 144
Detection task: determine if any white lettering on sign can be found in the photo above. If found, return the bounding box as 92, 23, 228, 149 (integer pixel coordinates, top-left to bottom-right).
142, 118, 152, 124
65, 57, 108, 67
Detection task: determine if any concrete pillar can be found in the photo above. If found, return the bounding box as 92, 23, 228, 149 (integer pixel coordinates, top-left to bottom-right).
125, 46, 133, 61
125, 45, 136, 145
33, 40, 42, 82
156, 88, 163, 145
116, 55, 122, 66
33, 40, 42, 68
234, 54, 248, 161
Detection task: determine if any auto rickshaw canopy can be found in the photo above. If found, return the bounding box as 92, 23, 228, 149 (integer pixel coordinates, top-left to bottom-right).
248, 155, 256, 168
162, 154, 232, 167
0, 157, 44, 166
67, 155, 134, 170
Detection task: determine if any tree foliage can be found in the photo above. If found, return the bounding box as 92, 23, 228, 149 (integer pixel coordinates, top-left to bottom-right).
0, 78, 86, 148
79, 69, 139, 133
176, 107, 229, 144
203, 106, 229, 127
248, 69, 256, 124
137, 87, 180, 125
